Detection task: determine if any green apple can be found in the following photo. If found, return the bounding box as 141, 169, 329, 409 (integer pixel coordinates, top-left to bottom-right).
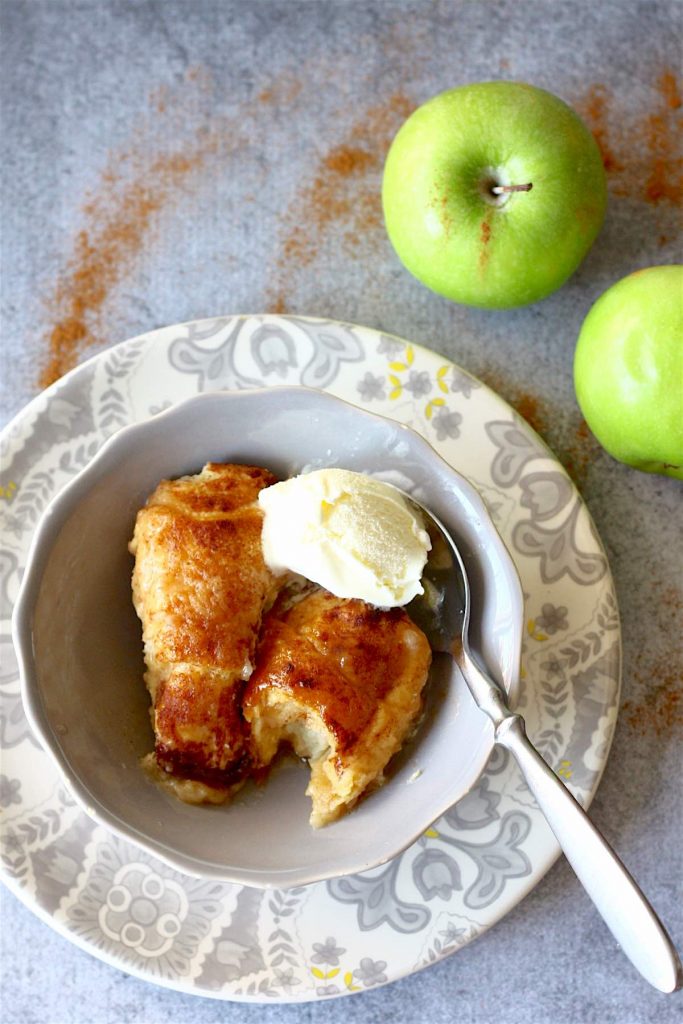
574, 266, 683, 479
382, 81, 607, 308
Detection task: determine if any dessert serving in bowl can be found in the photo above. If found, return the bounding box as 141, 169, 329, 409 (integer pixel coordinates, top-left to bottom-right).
13, 386, 523, 887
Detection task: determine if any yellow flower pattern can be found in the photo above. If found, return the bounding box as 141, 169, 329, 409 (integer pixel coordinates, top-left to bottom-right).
527, 617, 549, 642
0, 480, 17, 500
385, 346, 456, 424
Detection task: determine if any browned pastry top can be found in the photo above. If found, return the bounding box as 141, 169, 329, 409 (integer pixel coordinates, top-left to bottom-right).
130, 463, 278, 790
243, 589, 431, 757
134, 462, 277, 673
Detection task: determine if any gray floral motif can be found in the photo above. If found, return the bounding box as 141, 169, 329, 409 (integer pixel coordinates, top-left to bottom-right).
251, 325, 298, 378
0, 363, 97, 487
377, 335, 404, 358
1, 828, 23, 855
0, 550, 20, 611
0, 775, 21, 807
272, 966, 301, 993
520, 472, 573, 522
98, 343, 148, 435
62, 836, 233, 979
1, 514, 24, 540
214, 938, 253, 976
428, 811, 532, 910
484, 746, 510, 776
536, 603, 569, 635
0, 686, 38, 750
486, 420, 538, 487
1, 623, 38, 750
356, 372, 386, 402
513, 502, 607, 586
311, 937, 346, 966
432, 407, 462, 441
287, 318, 364, 388
1, 550, 35, 749
327, 858, 431, 933
0, 826, 27, 880
4, 467, 59, 537
413, 849, 462, 901
420, 915, 478, 966
170, 316, 364, 391
353, 956, 388, 987
541, 656, 564, 677
197, 887, 265, 990
0, 630, 18, 689
460, 812, 532, 909
560, 642, 620, 792
30, 814, 96, 915
170, 319, 261, 390
487, 421, 607, 585
450, 370, 481, 398
404, 370, 432, 398
439, 922, 468, 944
444, 776, 500, 831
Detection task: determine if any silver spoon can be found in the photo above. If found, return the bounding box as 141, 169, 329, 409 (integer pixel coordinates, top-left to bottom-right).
406, 498, 682, 994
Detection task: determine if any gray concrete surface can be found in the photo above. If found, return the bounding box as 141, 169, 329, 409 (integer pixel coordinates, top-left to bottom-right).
1, 1, 682, 1022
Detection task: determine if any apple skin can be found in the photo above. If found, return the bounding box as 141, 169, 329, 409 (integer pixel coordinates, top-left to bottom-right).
382, 81, 607, 309
574, 266, 683, 480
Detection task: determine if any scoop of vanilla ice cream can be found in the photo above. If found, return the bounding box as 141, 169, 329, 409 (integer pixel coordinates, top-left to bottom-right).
258, 468, 431, 607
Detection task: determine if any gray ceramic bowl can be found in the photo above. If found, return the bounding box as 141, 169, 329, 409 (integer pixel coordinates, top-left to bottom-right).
13, 387, 522, 887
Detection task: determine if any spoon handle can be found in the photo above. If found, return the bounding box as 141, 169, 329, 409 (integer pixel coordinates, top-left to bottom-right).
497, 713, 682, 993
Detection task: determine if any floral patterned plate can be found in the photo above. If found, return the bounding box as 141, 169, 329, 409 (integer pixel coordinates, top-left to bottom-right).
0, 316, 620, 1002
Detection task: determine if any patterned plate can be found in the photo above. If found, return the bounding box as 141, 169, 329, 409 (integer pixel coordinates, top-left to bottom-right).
0, 316, 620, 1002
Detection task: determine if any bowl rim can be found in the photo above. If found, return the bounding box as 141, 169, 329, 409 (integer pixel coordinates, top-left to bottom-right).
12, 385, 523, 887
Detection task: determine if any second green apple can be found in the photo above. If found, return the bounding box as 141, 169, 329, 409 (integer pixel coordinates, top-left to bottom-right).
382, 81, 608, 308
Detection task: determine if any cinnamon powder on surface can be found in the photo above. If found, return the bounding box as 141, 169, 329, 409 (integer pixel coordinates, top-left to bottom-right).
38, 63, 227, 388
267, 93, 414, 309
577, 84, 623, 173
476, 373, 551, 442
40, 152, 207, 389
575, 69, 683, 206
621, 657, 683, 737
621, 584, 683, 737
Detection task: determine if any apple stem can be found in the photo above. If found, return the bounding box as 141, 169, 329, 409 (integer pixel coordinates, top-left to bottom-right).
491, 183, 533, 194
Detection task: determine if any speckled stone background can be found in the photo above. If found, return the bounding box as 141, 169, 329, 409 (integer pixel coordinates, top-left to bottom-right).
1, 1, 682, 1022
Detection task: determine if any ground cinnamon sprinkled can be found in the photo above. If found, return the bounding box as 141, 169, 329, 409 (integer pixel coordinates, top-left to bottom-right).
575, 70, 682, 205
479, 218, 492, 270
562, 417, 604, 486
257, 73, 302, 107
645, 102, 682, 204
477, 374, 550, 440
660, 70, 682, 110
621, 658, 683, 736
621, 583, 682, 737
39, 59, 325, 388
622, 686, 681, 737
267, 93, 414, 306
323, 146, 374, 177
39, 149, 210, 389
577, 84, 623, 173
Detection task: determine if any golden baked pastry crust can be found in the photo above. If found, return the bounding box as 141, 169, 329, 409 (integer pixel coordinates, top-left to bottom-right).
130, 463, 432, 824
243, 590, 432, 826
130, 463, 278, 797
